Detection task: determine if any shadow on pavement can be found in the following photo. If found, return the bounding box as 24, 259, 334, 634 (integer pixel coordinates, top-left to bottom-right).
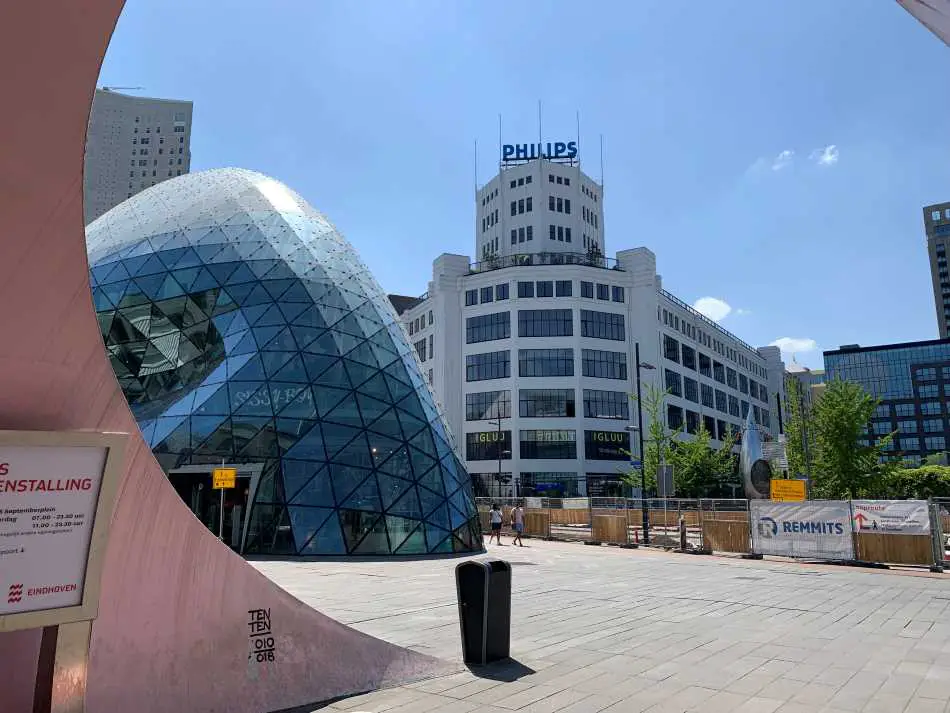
467, 658, 536, 682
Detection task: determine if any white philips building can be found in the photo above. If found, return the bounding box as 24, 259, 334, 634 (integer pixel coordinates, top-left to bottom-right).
392, 143, 785, 499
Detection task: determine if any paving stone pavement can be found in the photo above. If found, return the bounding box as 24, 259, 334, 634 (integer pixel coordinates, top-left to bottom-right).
253, 539, 950, 713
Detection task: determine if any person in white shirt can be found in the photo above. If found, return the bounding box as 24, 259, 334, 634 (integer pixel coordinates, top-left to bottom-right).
510, 503, 525, 547
488, 503, 504, 545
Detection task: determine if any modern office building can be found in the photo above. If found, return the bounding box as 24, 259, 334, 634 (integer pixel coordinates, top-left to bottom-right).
86, 168, 482, 556
924, 203, 950, 338
83, 88, 193, 224
395, 145, 785, 498
785, 359, 825, 411
824, 338, 950, 465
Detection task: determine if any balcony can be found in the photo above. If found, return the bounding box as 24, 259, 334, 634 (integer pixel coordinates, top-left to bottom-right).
469, 251, 623, 274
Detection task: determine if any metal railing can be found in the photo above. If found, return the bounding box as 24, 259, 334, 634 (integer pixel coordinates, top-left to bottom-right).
470, 251, 623, 274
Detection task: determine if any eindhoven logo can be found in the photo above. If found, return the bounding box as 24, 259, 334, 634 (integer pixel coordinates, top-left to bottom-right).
8, 583, 23, 604
5, 582, 76, 605
757, 517, 778, 538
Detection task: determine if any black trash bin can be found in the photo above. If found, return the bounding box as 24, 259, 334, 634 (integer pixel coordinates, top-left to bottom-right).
456, 559, 511, 665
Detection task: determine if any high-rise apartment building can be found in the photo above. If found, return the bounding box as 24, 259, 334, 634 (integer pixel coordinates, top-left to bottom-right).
83, 88, 193, 224
924, 202, 950, 338
391, 140, 785, 498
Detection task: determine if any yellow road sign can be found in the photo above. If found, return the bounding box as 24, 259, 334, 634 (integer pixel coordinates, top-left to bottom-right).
770, 478, 806, 502
213, 467, 237, 489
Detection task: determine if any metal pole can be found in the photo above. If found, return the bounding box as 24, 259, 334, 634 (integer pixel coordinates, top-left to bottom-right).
635, 342, 650, 545
497, 416, 502, 499
219, 459, 225, 541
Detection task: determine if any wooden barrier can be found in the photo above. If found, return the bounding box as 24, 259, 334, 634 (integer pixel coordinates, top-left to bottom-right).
524, 511, 551, 538
548, 508, 591, 526
701, 514, 751, 554
855, 533, 934, 566
592, 515, 628, 544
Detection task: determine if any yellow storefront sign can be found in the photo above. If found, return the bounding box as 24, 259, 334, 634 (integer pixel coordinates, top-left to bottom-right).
213, 467, 237, 489
770, 478, 806, 502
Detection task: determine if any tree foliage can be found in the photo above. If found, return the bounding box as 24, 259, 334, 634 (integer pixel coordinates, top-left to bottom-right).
621, 383, 675, 495
783, 375, 815, 479
810, 379, 895, 498
667, 424, 737, 497
884, 465, 950, 499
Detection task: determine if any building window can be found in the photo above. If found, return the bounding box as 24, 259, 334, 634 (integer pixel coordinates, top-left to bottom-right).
715, 390, 727, 413
667, 405, 684, 430
902, 437, 920, 450
480, 286, 493, 304
526, 196, 533, 212
527, 225, 533, 241
665, 369, 682, 397
466, 431, 512, 461
596, 283, 609, 300
429, 334, 433, 359
518, 227, 526, 243
465, 289, 478, 306
664, 335, 680, 363
549, 196, 555, 211
926, 436, 946, 451
565, 227, 571, 243
584, 390, 629, 420
581, 281, 594, 299
582, 349, 627, 380
428, 310, 433, 326
684, 377, 699, 403
549, 224, 556, 240
685, 410, 700, 434
713, 361, 725, 384
520, 389, 576, 418
556, 280, 572, 297
466, 390, 511, 421
518, 281, 534, 298
728, 395, 740, 417
413, 338, 427, 361
611, 286, 624, 303
557, 226, 564, 241
520, 430, 577, 459
536, 280, 554, 298
466, 312, 511, 343
584, 430, 630, 460
496, 283, 509, 301
741, 401, 750, 418
681, 345, 696, 370
704, 415, 716, 436
580, 310, 625, 340
519, 309, 573, 337
921, 402, 942, 416
923, 419, 944, 433
510, 180, 516, 189
916, 367, 937, 381
919, 384, 939, 398
510, 201, 517, 217
726, 368, 738, 389
739, 374, 749, 394
466, 350, 511, 381
511, 229, 517, 246
518, 199, 525, 214
895, 403, 915, 417
564, 199, 571, 215
519, 348, 574, 377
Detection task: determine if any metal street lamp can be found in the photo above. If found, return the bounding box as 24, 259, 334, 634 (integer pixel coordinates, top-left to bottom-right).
627, 343, 655, 545
488, 416, 508, 499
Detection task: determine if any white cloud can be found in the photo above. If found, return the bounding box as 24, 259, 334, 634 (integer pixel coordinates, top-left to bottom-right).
735, 308, 752, 316
770, 337, 818, 356
809, 144, 839, 166
771, 149, 794, 171
693, 297, 732, 322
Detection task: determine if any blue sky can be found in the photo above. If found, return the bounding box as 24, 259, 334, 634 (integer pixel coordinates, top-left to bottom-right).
98, 1, 950, 369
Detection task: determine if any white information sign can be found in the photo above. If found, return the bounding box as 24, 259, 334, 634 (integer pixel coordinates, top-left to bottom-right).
851, 500, 930, 535
0, 445, 108, 615
751, 500, 854, 560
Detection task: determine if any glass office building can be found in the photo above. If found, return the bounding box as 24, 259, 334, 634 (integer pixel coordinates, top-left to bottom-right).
86, 168, 482, 556
824, 339, 950, 464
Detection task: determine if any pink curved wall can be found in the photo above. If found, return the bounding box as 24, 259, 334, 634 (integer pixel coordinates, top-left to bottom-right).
0, 3, 450, 711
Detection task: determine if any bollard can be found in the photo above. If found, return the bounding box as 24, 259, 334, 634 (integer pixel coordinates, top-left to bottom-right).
679, 516, 687, 552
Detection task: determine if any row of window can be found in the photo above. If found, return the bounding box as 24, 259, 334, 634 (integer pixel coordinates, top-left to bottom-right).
667, 409, 739, 441
549, 196, 571, 214
413, 334, 434, 363
660, 307, 767, 379
481, 208, 499, 233
465, 281, 625, 307
664, 335, 769, 403
581, 205, 599, 229
510, 197, 534, 217
465, 429, 629, 461
465, 348, 627, 381
465, 309, 625, 343
465, 388, 629, 421
407, 310, 433, 335
664, 368, 771, 423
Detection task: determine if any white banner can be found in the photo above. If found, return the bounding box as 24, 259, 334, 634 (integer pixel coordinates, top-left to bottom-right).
851, 500, 930, 535
0, 445, 108, 615
751, 500, 854, 560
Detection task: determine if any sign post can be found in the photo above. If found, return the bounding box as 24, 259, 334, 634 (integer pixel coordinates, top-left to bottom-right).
0, 429, 128, 713
212, 467, 237, 540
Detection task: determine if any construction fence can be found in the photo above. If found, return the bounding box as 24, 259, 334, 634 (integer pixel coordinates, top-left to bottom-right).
477, 497, 950, 570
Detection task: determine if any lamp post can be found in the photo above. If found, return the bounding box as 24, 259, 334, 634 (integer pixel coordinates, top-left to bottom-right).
488, 416, 507, 498
627, 343, 655, 545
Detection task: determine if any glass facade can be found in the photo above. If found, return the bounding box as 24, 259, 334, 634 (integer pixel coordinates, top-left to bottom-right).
86, 168, 481, 556
825, 339, 950, 462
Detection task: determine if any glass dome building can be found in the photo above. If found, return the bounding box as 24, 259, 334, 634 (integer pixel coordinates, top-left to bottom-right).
86, 168, 482, 556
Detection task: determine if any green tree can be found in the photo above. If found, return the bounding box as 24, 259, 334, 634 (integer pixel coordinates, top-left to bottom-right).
667, 424, 737, 497
811, 378, 895, 498
885, 465, 950, 499
783, 375, 815, 479
621, 383, 677, 495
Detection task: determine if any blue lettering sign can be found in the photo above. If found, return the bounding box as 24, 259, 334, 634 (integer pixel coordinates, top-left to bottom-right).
502, 141, 578, 162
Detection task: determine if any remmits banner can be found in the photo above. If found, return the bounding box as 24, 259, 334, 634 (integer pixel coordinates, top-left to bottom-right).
851, 500, 930, 535
750, 500, 854, 560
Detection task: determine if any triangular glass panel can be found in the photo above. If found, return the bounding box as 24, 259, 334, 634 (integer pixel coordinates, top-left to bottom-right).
277, 386, 318, 419
247, 259, 280, 279
276, 301, 309, 325
377, 472, 413, 511
314, 386, 351, 420
342, 359, 377, 390
356, 392, 390, 428
261, 327, 298, 352
393, 523, 427, 555
190, 413, 229, 449
418, 484, 447, 521
288, 506, 335, 552
232, 385, 276, 418
280, 282, 313, 303
330, 465, 372, 505
223, 262, 258, 286
231, 355, 266, 381
281, 421, 325, 461
417, 464, 446, 496
131, 253, 167, 277
424, 521, 451, 552
385, 486, 422, 519
271, 354, 309, 383
261, 350, 294, 378
340, 474, 381, 513
262, 278, 297, 301
238, 420, 278, 459
238, 283, 273, 308
299, 514, 346, 555
192, 383, 231, 415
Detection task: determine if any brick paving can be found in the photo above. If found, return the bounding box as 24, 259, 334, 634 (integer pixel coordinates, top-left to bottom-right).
253, 539, 950, 713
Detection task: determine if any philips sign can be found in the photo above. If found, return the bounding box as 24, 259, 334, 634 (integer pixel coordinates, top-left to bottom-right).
503, 141, 577, 162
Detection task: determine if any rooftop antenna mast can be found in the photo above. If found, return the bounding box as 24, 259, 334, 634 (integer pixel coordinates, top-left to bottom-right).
576, 111, 581, 169
498, 114, 503, 172
474, 139, 478, 194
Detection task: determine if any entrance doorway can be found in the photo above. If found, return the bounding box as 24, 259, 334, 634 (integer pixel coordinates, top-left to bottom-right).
167, 464, 262, 551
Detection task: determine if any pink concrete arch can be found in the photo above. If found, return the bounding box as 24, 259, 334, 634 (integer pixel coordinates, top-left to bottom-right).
0, 3, 451, 712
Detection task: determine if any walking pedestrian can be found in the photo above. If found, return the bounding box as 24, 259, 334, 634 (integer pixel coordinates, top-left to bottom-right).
511, 502, 525, 547
488, 503, 504, 545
